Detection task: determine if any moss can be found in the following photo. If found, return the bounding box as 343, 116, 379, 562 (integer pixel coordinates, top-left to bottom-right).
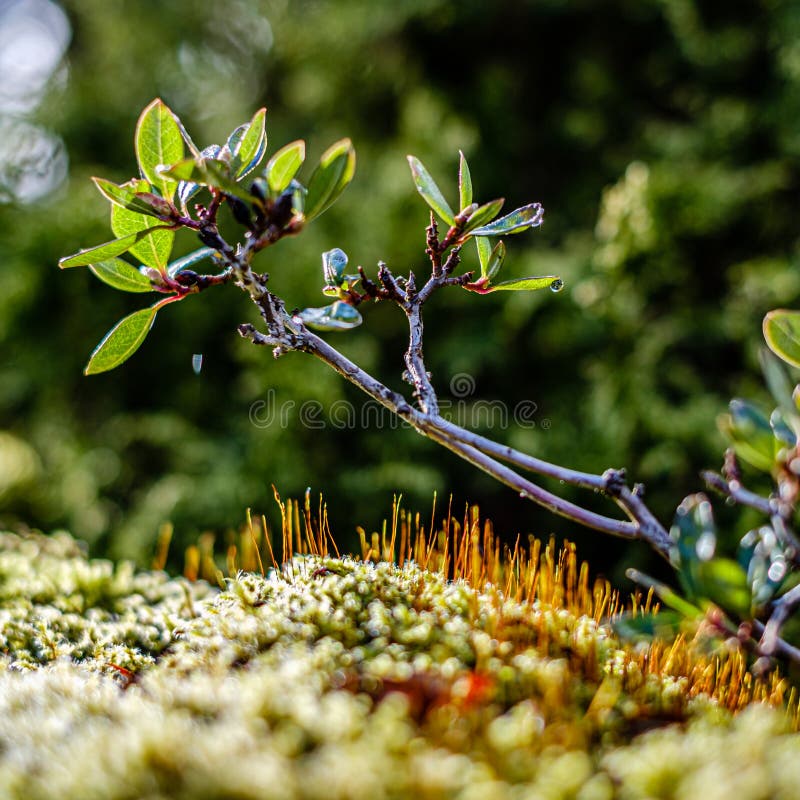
0, 528, 797, 799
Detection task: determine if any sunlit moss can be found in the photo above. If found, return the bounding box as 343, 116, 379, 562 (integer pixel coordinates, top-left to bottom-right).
0, 516, 797, 798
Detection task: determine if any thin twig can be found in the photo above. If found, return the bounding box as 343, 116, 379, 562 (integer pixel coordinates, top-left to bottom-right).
218, 204, 673, 560
752, 617, 800, 663
702, 470, 773, 515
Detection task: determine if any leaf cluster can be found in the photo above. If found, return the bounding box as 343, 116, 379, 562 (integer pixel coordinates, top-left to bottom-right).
62, 101, 559, 374
60, 100, 356, 373
618, 317, 800, 662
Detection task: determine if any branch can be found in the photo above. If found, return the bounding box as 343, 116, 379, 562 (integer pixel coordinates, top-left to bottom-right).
255, 324, 667, 552
702, 470, 772, 515
416, 416, 671, 553
753, 616, 800, 663
703, 469, 800, 560
226, 212, 671, 559
424, 427, 648, 544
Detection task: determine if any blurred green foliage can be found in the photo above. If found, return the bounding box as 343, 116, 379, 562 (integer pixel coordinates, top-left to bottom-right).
2, 0, 800, 576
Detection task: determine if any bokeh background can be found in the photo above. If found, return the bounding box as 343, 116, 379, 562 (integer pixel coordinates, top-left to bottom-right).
1, 0, 798, 580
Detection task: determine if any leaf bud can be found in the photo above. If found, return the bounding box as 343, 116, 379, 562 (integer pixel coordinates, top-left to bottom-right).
198, 228, 225, 250
174, 270, 199, 286
249, 178, 268, 202
271, 190, 295, 229
227, 196, 254, 228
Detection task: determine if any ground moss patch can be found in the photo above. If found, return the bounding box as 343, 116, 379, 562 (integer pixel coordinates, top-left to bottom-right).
0, 527, 797, 799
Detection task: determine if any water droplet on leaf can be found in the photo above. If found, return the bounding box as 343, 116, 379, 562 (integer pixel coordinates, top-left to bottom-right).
549, 279, 564, 293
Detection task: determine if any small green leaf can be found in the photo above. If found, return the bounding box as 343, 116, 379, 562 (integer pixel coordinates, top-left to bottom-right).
469, 202, 544, 236
771, 408, 797, 447
462, 199, 505, 236
111, 183, 174, 270
486, 240, 506, 280
266, 140, 306, 194
484, 275, 558, 292
160, 158, 200, 182
134, 99, 184, 200
476, 236, 492, 275
670, 493, 717, 599
760, 349, 800, 439
764, 309, 800, 369
696, 558, 752, 619
161, 157, 252, 203
406, 155, 454, 225
84, 306, 157, 375
92, 178, 173, 218
305, 139, 356, 221
719, 399, 776, 472
740, 526, 790, 608
322, 248, 348, 287
625, 568, 704, 619
167, 247, 218, 278
613, 610, 685, 642
59, 227, 170, 268
458, 150, 472, 211
297, 301, 362, 331
89, 258, 154, 293
230, 107, 267, 178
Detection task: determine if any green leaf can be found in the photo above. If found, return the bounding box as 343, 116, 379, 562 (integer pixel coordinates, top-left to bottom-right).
162, 157, 253, 203
462, 199, 505, 236
167, 247, 218, 278
760, 347, 800, 442
322, 248, 348, 287
406, 155, 454, 225
458, 150, 472, 211
59, 227, 170, 268
613, 610, 685, 642
297, 301, 362, 331
484, 275, 558, 292
469, 202, 544, 236
84, 306, 157, 375
740, 526, 791, 608
89, 258, 154, 293
476, 236, 492, 275
266, 140, 306, 194
230, 107, 267, 178
696, 558, 752, 619
92, 178, 174, 219
771, 408, 797, 447
111, 183, 174, 270
764, 309, 800, 369
305, 139, 356, 221
625, 568, 704, 619
670, 493, 717, 599
486, 240, 506, 280
134, 99, 184, 200
160, 158, 201, 183
719, 398, 776, 472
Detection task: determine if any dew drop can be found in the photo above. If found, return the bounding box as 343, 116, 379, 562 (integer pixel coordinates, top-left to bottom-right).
549, 278, 564, 293
192, 353, 203, 374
